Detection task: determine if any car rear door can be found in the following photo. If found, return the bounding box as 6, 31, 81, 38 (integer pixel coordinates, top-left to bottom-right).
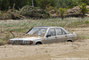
43, 28, 56, 44
55, 28, 67, 42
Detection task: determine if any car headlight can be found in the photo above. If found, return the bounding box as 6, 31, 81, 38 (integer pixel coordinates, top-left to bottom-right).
7, 40, 10, 44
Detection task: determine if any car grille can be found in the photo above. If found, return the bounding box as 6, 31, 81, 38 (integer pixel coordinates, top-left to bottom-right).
24, 41, 29, 44
13, 40, 23, 44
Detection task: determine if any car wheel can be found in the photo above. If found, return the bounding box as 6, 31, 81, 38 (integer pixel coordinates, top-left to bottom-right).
67, 40, 73, 42
36, 42, 42, 45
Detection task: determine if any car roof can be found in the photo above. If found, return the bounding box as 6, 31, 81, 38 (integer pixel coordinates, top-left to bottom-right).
34, 26, 63, 28
30, 26, 69, 34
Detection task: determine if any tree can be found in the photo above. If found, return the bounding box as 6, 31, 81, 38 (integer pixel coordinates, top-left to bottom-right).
59, 8, 66, 20
79, 3, 88, 18
36, 0, 50, 9
80, 0, 89, 5
0, 0, 10, 10
9, 0, 28, 9
0, 0, 88, 11
56, 0, 80, 8
35, 0, 57, 9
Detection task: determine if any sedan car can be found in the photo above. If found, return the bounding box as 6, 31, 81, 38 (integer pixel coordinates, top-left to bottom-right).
8, 26, 77, 45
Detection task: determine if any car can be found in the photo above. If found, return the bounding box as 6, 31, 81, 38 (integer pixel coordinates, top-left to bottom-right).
8, 26, 77, 45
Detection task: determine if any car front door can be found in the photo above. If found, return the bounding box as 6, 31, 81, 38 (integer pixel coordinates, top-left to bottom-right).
43, 28, 56, 44
55, 28, 67, 42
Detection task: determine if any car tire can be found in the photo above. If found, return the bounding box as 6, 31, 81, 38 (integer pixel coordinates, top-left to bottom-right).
36, 42, 42, 45
67, 40, 73, 42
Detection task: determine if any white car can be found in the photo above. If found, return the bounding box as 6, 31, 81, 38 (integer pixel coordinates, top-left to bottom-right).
9, 26, 77, 45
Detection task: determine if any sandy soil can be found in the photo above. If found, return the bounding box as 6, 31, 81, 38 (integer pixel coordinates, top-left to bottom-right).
0, 27, 89, 60
0, 39, 89, 60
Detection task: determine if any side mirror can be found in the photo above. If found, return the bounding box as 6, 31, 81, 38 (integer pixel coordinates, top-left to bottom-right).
46, 35, 51, 38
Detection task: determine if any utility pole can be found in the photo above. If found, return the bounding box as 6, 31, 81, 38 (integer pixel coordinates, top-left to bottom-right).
32, 0, 34, 7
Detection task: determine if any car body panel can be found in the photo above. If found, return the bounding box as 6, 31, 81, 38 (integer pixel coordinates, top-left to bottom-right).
55, 35, 67, 42
42, 36, 56, 44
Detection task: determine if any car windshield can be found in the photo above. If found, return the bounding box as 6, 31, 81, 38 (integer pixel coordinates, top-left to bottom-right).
26, 28, 47, 37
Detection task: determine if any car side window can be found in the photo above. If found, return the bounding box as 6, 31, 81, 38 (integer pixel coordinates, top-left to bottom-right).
56, 28, 66, 35
47, 28, 56, 36
56, 28, 62, 35
62, 30, 66, 35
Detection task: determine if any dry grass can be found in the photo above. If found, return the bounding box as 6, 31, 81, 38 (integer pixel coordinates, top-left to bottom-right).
0, 17, 89, 45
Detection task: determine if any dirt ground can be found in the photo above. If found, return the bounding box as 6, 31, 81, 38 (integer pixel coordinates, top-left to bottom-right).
0, 39, 89, 60
0, 27, 89, 60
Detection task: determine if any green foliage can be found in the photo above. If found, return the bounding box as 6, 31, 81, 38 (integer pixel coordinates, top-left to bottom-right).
36, 0, 50, 9
46, 6, 54, 12
84, 20, 89, 24
80, 0, 89, 4
0, 0, 89, 19
79, 3, 88, 18
35, 0, 56, 9
56, 0, 81, 8
59, 8, 66, 20
9, 0, 28, 9
0, 0, 89, 10
0, 0, 29, 10
0, 0, 10, 10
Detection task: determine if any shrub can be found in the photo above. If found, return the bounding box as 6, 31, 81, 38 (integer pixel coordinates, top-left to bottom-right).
20, 5, 50, 19
0, 12, 10, 20
59, 8, 66, 20
84, 20, 89, 24
79, 3, 88, 18
0, 9, 25, 20
7, 9, 25, 20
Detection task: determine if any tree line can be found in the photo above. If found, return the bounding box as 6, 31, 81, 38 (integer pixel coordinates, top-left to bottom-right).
0, 0, 89, 10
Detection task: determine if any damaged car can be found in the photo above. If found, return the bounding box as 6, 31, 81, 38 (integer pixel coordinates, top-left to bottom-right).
8, 26, 77, 45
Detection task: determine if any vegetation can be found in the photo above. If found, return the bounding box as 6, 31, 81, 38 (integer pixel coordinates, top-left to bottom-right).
0, 0, 89, 19
20, 5, 49, 18
0, 0, 89, 10
79, 3, 89, 18
59, 8, 66, 20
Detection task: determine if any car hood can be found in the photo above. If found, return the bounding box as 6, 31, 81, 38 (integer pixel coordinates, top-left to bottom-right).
10, 37, 42, 41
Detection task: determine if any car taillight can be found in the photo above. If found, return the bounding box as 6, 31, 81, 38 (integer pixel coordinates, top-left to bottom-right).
29, 41, 33, 45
